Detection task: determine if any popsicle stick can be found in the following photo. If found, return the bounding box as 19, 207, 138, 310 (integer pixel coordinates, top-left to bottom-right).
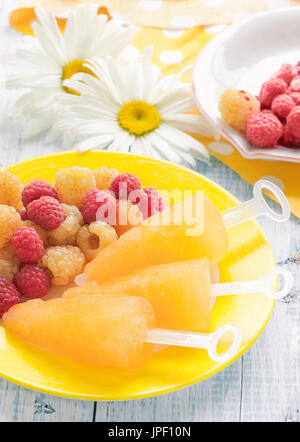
222, 179, 291, 228
146, 324, 242, 363
211, 268, 294, 300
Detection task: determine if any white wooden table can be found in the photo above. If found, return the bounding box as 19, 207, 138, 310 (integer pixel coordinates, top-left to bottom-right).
0, 0, 299, 422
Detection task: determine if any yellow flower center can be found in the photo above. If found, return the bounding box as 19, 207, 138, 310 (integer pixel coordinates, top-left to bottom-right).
118, 101, 161, 136
62, 59, 95, 95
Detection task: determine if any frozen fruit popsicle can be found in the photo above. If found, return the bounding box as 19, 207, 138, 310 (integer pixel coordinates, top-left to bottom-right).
67, 263, 293, 333
66, 259, 212, 332
3, 294, 243, 370
3, 295, 155, 371
82, 179, 290, 286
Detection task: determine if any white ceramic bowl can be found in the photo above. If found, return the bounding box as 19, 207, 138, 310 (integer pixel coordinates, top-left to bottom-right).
192, 8, 300, 163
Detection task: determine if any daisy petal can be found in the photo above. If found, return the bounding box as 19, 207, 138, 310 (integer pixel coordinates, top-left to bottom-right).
35, 7, 65, 51
147, 132, 183, 164
108, 131, 134, 152
156, 91, 194, 114
156, 123, 210, 163
163, 113, 218, 137
75, 133, 115, 153
22, 116, 55, 139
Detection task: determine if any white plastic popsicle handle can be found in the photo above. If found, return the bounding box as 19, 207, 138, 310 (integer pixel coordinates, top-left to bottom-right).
211, 268, 293, 300
146, 324, 242, 363
222, 179, 291, 228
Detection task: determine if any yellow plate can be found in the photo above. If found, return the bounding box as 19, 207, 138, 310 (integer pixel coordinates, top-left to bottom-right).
0, 151, 274, 400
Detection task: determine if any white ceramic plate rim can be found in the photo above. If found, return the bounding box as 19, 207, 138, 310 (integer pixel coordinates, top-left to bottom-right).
192, 8, 300, 163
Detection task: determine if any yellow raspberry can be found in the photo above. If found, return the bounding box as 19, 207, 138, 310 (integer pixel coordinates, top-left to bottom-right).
114, 200, 143, 237
55, 167, 96, 209
22, 220, 48, 247
219, 89, 260, 131
41, 246, 85, 286
48, 204, 84, 246
77, 221, 118, 262
0, 243, 20, 281
0, 205, 22, 248
93, 167, 119, 191
0, 170, 23, 210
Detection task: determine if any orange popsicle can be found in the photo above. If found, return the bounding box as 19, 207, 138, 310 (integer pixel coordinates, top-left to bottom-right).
3, 295, 154, 371
66, 259, 211, 332
84, 193, 227, 284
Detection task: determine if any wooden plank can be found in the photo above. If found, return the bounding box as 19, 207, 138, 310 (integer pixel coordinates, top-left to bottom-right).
240, 301, 300, 422
95, 360, 242, 422
240, 212, 300, 422
0, 379, 94, 422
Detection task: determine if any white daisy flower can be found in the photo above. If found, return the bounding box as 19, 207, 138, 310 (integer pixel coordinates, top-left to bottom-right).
56, 46, 218, 166
6, 5, 137, 141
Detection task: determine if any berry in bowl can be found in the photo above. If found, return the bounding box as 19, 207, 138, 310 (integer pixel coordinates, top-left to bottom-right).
219, 62, 300, 150
192, 8, 300, 162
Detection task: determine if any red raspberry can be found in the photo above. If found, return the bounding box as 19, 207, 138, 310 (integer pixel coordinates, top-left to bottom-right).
109, 173, 141, 199
272, 64, 297, 86
158, 197, 165, 212
22, 180, 58, 208
271, 94, 295, 119
81, 188, 116, 224
128, 188, 147, 203
282, 124, 300, 147
27, 196, 64, 231
246, 112, 283, 148
128, 189, 149, 220
143, 188, 164, 216
0, 277, 21, 318
11, 226, 44, 264
13, 265, 51, 299
286, 106, 300, 140
290, 75, 300, 92
18, 210, 28, 221
260, 78, 287, 108
144, 188, 165, 212
129, 188, 161, 219
288, 92, 300, 105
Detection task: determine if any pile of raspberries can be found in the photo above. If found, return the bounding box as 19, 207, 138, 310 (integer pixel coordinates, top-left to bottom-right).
247, 62, 300, 148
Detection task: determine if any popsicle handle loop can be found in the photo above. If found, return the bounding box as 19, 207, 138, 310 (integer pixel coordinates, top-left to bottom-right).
207, 324, 242, 363
146, 325, 242, 363
253, 180, 291, 222
261, 268, 294, 300
222, 179, 291, 228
